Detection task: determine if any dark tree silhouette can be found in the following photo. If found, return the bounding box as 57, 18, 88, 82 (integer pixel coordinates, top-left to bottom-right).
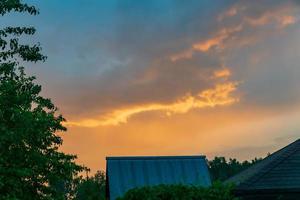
0, 1, 85, 199
208, 157, 262, 182
75, 171, 106, 200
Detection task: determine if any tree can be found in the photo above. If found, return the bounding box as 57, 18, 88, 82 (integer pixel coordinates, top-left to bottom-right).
208, 157, 262, 182
116, 183, 238, 200
75, 171, 106, 200
0, 1, 85, 199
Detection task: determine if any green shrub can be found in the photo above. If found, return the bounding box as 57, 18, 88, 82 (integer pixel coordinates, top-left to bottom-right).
117, 182, 238, 200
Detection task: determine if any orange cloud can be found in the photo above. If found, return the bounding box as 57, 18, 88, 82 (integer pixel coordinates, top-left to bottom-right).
192, 36, 225, 52
243, 3, 297, 28
66, 82, 239, 127
193, 25, 243, 52
280, 15, 296, 27
170, 24, 243, 61
213, 68, 231, 78
246, 14, 296, 27
224, 7, 238, 17
170, 49, 194, 62
218, 6, 240, 21
170, 4, 297, 62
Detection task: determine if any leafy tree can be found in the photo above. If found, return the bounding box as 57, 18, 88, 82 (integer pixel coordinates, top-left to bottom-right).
0, 1, 85, 199
75, 171, 106, 200
208, 157, 262, 182
117, 182, 238, 200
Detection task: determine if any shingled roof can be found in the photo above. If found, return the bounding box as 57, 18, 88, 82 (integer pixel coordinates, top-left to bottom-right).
226, 139, 300, 199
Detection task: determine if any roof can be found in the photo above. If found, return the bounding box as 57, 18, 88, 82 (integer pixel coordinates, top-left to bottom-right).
106, 155, 211, 200
226, 139, 300, 193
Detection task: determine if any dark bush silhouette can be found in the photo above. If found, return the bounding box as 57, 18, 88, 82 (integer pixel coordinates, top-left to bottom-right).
117, 182, 238, 200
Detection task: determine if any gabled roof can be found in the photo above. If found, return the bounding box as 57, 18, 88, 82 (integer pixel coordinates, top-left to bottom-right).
106, 155, 211, 200
226, 139, 300, 193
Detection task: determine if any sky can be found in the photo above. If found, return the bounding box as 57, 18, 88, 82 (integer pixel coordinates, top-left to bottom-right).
3, 0, 300, 173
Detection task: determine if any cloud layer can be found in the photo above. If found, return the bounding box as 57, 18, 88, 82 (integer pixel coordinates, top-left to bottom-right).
7, 0, 300, 172
66, 82, 238, 127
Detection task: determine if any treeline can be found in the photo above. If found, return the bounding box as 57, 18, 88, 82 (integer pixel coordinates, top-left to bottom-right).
208, 156, 262, 182
74, 156, 262, 199
75, 171, 106, 200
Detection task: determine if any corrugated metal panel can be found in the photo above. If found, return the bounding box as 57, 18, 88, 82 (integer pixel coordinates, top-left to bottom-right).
106, 156, 211, 200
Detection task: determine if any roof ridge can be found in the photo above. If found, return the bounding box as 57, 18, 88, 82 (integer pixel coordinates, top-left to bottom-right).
106, 155, 206, 160
240, 139, 300, 188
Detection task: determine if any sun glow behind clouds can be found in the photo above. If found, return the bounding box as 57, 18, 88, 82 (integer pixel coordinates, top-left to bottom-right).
66, 82, 239, 127
38, 0, 300, 172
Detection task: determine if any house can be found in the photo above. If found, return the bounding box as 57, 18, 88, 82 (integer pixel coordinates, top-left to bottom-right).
106, 155, 211, 200
226, 139, 300, 200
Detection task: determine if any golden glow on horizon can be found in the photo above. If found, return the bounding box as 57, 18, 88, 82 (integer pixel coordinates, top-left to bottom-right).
57, 2, 300, 174
65, 82, 239, 127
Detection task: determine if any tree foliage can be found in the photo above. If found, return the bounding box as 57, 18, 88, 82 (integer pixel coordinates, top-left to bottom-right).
75, 171, 106, 200
0, 1, 85, 199
117, 182, 238, 200
208, 157, 262, 182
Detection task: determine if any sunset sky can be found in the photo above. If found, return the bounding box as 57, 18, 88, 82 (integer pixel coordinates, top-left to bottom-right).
4, 0, 300, 173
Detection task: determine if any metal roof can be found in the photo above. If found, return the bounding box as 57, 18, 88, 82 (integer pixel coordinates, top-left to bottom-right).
106, 155, 211, 200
